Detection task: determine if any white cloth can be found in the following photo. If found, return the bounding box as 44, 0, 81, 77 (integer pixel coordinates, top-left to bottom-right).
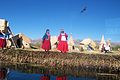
0, 37, 5, 39
61, 33, 66, 41
105, 45, 110, 51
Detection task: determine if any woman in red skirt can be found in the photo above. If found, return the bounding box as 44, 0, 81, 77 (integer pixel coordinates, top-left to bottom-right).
41, 29, 51, 52
57, 29, 68, 53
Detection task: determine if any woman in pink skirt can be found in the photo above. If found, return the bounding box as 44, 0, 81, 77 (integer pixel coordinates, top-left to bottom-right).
41, 29, 51, 52
57, 29, 68, 53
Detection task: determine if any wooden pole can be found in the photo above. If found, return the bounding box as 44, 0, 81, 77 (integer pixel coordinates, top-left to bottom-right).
7, 26, 18, 48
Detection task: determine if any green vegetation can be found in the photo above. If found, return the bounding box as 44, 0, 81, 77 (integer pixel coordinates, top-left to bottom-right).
112, 45, 120, 51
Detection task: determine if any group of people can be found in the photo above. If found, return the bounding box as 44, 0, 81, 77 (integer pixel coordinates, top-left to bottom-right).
101, 43, 111, 53
41, 29, 68, 53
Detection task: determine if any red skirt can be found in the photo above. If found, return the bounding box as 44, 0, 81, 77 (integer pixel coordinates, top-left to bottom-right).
57, 41, 68, 53
40, 76, 50, 80
0, 70, 6, 79
0, 38, 6, 48
41, 40, 51, 50
56, 76, 67, 80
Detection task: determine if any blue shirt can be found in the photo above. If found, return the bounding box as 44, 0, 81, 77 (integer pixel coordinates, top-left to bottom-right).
0, 33, 5, 38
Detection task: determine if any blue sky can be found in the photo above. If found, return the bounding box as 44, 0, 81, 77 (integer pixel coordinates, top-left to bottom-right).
0, 0, 120, 42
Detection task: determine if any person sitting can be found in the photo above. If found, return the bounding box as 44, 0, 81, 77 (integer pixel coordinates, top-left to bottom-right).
87, 43, 94, 51
101, 44, 111, 53
105, 44, 111, 53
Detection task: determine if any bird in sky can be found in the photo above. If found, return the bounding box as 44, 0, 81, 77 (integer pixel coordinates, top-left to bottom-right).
80, 6, 87, 13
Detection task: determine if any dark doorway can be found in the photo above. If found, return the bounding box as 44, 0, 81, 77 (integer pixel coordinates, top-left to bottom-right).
17, 38, 22, 48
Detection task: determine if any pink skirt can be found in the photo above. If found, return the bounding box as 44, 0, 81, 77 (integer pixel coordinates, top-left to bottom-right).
57, 41, 68, 53
41, 40, 51, 50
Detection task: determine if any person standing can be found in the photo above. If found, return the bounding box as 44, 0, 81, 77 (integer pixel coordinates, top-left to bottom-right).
101, 44, 105, 52
57, 29, 68, 53
41, 29, 51, 52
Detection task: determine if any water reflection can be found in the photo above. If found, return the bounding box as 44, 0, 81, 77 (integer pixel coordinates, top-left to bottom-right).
7, 70, 96, 80
0, 62, 119, 80
56, 76, 67, 80
0, 68, 7, 80
40, 75, 50, 80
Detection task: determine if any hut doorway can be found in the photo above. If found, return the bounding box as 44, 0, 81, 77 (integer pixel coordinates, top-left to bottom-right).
17, 38, 23, 48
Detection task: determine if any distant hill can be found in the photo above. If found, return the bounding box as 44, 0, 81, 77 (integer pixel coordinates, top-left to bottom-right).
31, 38, 42, 44
31, 38, 120, 47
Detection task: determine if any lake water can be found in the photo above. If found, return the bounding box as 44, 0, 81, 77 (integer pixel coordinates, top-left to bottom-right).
0, 62, 119, 80
7, 70, 96, 80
